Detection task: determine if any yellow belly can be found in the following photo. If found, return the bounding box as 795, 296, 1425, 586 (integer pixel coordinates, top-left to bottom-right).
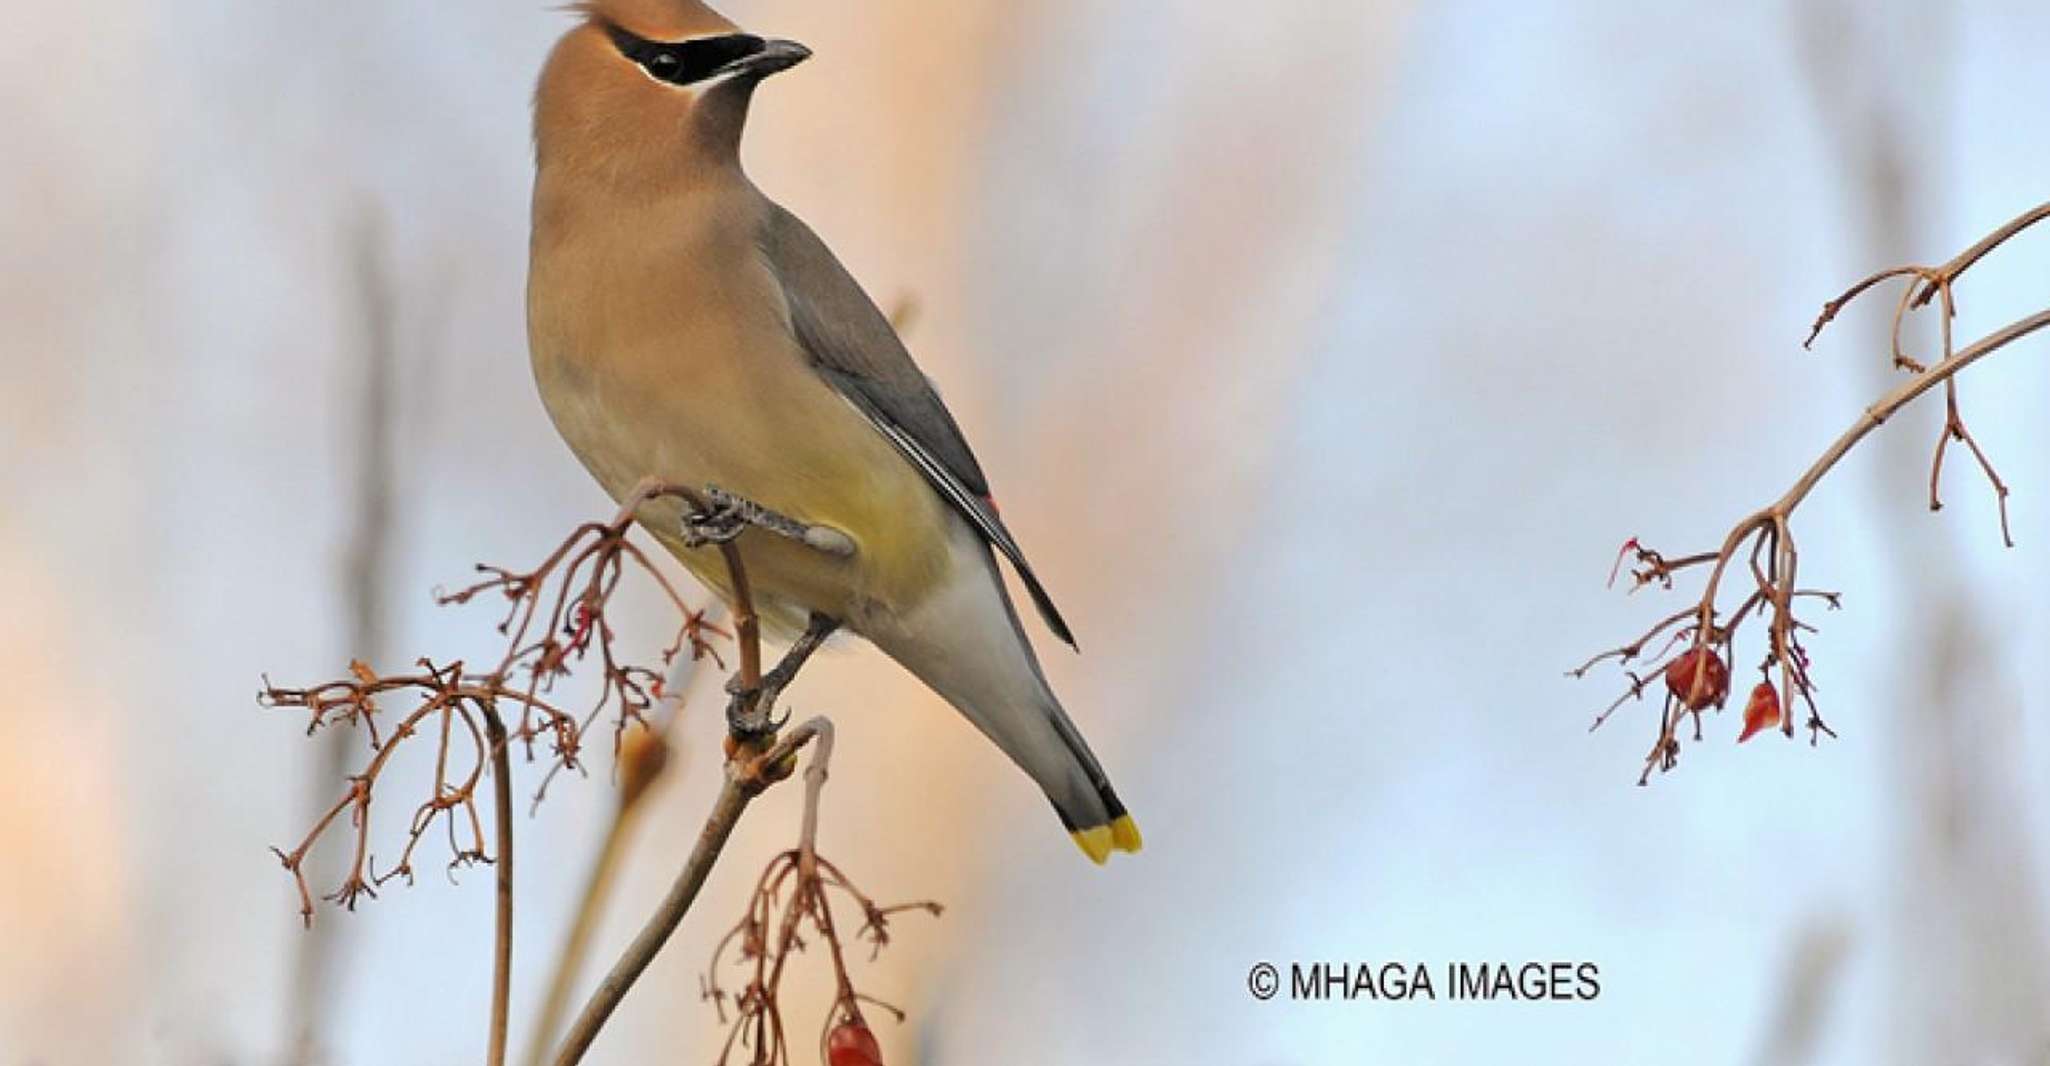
528, 215, 953, 636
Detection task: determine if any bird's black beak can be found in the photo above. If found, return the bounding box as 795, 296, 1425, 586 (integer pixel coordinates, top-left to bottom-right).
726, 38, 812, 79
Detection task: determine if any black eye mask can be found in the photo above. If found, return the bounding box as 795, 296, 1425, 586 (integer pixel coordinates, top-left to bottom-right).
605, 24, 765, 86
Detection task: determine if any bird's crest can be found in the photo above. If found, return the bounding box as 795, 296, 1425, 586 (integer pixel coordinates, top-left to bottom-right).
569, 0, 739, 40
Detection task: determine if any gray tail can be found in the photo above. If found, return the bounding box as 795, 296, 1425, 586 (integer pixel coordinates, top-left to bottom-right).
863, 534, 1139, 864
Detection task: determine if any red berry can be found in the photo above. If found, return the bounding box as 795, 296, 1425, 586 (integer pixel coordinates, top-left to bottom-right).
567, 600, 597, 652
827, 1021, 883, 1066
1738, 682, 1781, 743
1664, 647, 1728, 710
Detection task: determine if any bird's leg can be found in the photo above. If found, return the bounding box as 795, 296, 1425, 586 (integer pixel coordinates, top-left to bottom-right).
758, 612, 841, 700
680, 485, 856, 558
726, 612, 841, 741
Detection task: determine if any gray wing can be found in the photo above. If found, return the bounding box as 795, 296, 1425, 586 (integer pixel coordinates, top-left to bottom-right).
757, 203, 1076, 648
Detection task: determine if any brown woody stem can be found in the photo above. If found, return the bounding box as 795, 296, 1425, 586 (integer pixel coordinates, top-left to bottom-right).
485, 703, 514, 1066
550, 719, 830, 1066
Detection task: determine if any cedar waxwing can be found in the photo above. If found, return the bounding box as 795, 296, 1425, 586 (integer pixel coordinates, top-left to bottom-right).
527, 0, 1140, 862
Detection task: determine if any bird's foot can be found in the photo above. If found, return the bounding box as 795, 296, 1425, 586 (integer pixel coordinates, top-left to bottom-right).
726, 612, 841, 741
679, 493, 748, 548
680, 485, 855, 557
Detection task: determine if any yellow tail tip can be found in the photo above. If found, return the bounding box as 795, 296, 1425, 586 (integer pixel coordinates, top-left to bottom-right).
1070, 815, 1143, 865
1110, 813, 1143, 852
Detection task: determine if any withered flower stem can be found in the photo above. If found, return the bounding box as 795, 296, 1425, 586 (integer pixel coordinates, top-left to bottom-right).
265, 463, 928, 1065
485, 705, 514, 1066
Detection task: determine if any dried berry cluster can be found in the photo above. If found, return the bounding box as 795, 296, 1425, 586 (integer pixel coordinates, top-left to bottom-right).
701, 732, 940, 1066
263, 501, 726, 925
1572, 202, 2050, 784
1572, 537, 1841, 784
263, 479, 945, 1066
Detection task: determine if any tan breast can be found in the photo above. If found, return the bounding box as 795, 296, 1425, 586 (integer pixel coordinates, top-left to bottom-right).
527, 182, 954, 632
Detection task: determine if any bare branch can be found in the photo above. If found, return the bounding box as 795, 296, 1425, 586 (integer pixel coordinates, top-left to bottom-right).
264, 471, 937, 1066
1576, 201, 2050, 779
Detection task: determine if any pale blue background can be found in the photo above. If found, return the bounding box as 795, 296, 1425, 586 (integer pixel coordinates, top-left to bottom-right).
1, 1, 2046, 1063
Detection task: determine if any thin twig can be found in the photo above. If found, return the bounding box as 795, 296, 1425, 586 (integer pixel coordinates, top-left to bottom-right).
485, 704, 515, 1066
551, 719, 831, 1066
1779, 307, 2049, 513
547, 477, 842, 1064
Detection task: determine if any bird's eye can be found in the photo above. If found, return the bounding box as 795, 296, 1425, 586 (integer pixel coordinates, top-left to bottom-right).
605, 26, 770, 87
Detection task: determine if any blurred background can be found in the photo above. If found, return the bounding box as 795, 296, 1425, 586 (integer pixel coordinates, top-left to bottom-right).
4, 0, 2048, 1063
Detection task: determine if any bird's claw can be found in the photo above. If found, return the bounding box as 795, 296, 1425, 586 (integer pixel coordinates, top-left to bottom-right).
681, 499, 748, 547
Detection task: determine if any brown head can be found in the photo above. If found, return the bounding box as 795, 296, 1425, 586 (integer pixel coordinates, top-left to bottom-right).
534, 0, 810, 191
